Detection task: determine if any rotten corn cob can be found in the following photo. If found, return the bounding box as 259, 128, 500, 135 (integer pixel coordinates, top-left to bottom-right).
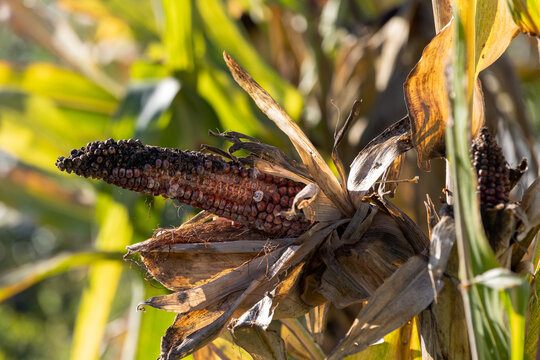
471, 127, 511, 208
56, 139, 310, 236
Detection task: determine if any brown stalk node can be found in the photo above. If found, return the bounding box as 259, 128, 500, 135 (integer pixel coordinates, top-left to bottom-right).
56, 139, 311, 236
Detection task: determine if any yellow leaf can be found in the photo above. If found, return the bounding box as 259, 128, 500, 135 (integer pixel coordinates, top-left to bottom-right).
404, 0, 518, 170
506, 0, 540, 36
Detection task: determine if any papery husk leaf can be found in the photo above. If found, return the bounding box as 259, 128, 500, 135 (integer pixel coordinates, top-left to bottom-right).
512, 177, 540, 267
161, 295, 239, 360
305, 303, 328, 346
232, 326, 286, 360
328, 255, 438, 360
318, 212, 417, 308
231, 292, 287, 360
280, 318, 325, 360
159, 220, 346, 360
376, 152, 406, 196
508, 158, 528, 190
424, 194, 440, 239
140, 244, 287, 313
366, 194, 429, 254
347, 117, 412, 206
223, 51, 354, 216
420, 276, 470, 360
127, 219, 286, 291
292, 183, 342, 222
332, 100, 362, 194
428, 208, 456, 301
273, 262, 315, 319
252, 158, 312, 185
340, 202, 373, 245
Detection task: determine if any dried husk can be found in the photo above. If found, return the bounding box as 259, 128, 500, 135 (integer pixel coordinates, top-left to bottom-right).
316, 211, 417, 308
127, 217, 289, 291
139, 221, 346, 360
126, 53, 442, 360
230, 292, 288, 360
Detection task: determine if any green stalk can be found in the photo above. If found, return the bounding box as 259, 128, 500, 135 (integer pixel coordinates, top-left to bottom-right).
447, 7, 528, 360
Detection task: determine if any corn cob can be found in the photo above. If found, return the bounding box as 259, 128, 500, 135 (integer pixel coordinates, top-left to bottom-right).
56, 139, 310, 236
471, 128, 511, 208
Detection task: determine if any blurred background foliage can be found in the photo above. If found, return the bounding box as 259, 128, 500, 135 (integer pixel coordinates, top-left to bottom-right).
0, 0, 538, 359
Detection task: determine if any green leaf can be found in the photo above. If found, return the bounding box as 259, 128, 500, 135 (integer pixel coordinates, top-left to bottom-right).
505, 0, 540, 36
197, 64, 265, 136
134, 282, 176, 360
69, 194, 133, 360
197, 0, 303, 120
0, 251, 123, 303
161, 0, 195, 71
0, 62, 117, 114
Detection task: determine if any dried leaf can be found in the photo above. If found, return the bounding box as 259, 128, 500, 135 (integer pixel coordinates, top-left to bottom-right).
158, 221, 346, 360
347, 117, 412, 205
127, 220, 283, 290
420, 276, 470, 359
332, 100, 362, 194
209, 130, 313, 183
328, 255, 438, 360
223, 52, 354, 216
305, 304, 329, 346
292, 183, 341, 222
481, 204, 519, 262
428, 209, 456, 300
404, 20, 485, 170
405, 1, 519, 170
432, 0, 453, 33
160, 295, 239, 360
472, 1, 520, 74
231, 292, 287, 360
139, 245, 287, 313
319, 212, 416, 308
424, 194, 440, 239
512, 176, 540, 267
366, 194, 429, 254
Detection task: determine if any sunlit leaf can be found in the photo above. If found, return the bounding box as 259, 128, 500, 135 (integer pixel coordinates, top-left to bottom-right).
70, 195, 133, 360
405, 0, 519, 170
0, 251, 122, 303
505, 0, 540, 37
403, 21, 485, 170
0, 62, 117, 113
135, 282, 177, 360
197, 0, 303, 119
161, 0, 195, 71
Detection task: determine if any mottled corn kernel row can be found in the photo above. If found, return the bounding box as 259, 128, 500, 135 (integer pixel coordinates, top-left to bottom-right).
56, 139, 310, 236
471, 128, 511, 208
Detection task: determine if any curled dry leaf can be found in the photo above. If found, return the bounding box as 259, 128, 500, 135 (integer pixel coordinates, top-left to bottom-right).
404, 20, 485, 170
223, 51, 354, 217
327, 255, 437, 360
405, 1, 518, 170
230, 292, 287, 360
347, 116, 413, 205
